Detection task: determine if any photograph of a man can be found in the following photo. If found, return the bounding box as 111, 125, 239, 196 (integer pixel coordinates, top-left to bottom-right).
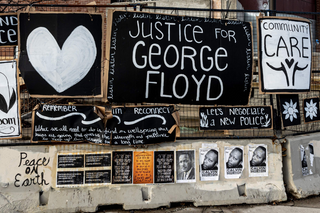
202, 149, 218, 170
248, 144, 268, 177
250, 146, 266, 167
200, 148, 219, 181
226, 147, 243, 169
224, 146, 244, 179
176, 150, 195, 182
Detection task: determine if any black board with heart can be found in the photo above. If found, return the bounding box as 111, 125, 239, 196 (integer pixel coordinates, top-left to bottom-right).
18, 13, 103, 97
257, 17, 312, 93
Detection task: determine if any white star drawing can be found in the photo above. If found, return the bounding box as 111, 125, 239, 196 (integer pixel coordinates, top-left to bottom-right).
304, 99, 318, 120
283, 99, 299, 122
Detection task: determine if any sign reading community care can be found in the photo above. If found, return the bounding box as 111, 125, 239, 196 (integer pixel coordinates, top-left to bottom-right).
106, 10, 253, 105
257, 17, 312, 93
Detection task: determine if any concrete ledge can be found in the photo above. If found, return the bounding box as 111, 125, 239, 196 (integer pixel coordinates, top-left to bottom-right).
0, 139, 286, 212
283, 133, 320, 198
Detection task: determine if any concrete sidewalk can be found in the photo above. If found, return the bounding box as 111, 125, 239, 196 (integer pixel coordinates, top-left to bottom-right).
99, 195, 320, 213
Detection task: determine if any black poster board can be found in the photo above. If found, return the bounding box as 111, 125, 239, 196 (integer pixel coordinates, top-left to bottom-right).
199, 106, 273, 130
106, 105, 178, 145
85, 170, 111, 184
112, 151, 133, 184
32, 105, 106, 144
303, 98, 320, 123
279, 94, 301, 127
154, 151, 174, 183
57, 154, 84, 168
106, 11, 253, 105
56, 171, 84, 186
18, 12, 103, 97
0, 14, 18, 46
85, 153, 111, 167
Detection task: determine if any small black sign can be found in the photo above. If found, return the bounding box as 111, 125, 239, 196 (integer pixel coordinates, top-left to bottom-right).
85, 153, 111, 167
112, 151, 133, 184
199, 106, 272, 130
303, 98, 320, 123
85, 170, 111, 184
279, 94, 301, 127
32, 105, 106, 144
106, 106, 177, 145
107, 11, 253, 105
154, 151, 174, 183
57, 154, 84, 168
0, 14, 17, 46
56, 171, 84, 185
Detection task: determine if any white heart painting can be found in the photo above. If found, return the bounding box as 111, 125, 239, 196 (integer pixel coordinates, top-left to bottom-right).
27, 25, 97, 93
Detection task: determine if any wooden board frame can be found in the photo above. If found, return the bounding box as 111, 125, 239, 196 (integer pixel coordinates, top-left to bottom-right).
107, 104, 180, 145
0, 13, 18, 47
198, 105, 273, 130
257, 15, 312, 94
104, 9, 254, 105
31, 104, 106, 144
17, 11, 105, 98
0, 60, 22, 140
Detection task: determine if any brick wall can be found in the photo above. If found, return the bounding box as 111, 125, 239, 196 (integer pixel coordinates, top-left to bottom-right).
317, 0, 320, 52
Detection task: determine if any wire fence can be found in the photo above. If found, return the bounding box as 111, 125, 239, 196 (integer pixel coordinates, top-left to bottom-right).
0, 3, 320, 145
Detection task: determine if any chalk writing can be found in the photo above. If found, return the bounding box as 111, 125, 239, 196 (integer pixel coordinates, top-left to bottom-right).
107, 11, 253, 105
200, 106, 272, 130
106, 106, 177, 145
0, 15, 17, 46
33, 105, 107, 144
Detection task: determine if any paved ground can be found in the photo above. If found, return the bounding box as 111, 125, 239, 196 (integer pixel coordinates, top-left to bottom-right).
96, 195, 320, 213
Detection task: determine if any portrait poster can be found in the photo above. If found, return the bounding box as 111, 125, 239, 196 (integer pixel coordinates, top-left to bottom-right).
224, 146, 244, 179
309, 143, 315, 175
303, 98, 320, 123
154, 151, 174, 184
112, 151, 133, 184
133, 151, 154, 184
0, 60, 21, 139
248, 144, 268, 177
0, 14, 18, 46
18, 12, 103, 97
176, 150, 196, 183
106, 10, 253, 105
32, 105, 106, 144
199, 147, 219, 181
257, 17, 312, 93
300, 145, 309, 176
279, 94, 301, 127
309, 143, 314, 167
